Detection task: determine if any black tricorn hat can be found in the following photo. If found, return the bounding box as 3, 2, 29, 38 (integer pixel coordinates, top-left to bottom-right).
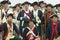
50, 14, 58, 18
31, 2, 39, 6
0, 0, 11, 4
27, 19, 36, 23
46, 4, 53, 8
22, 1, 31, 5
39, 1, 45, 5
55, 4, 60, 8
7, 14, 14, 18
13, 3, 22, 8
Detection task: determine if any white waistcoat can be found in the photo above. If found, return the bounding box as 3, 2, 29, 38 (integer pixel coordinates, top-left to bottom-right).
2, 8, 13, 23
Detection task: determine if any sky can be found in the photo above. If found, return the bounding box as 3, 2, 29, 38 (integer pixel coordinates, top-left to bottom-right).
0, 0, 60, 6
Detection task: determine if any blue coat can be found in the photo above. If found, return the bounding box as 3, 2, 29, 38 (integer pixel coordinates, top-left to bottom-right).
17, 10, 32, 35
17, 10, 32, 26
32, 10, 42, 20
46, 22, 60, 39
17, 10, 32, 21
22, 27, 42, 40
2, 22, 20, 40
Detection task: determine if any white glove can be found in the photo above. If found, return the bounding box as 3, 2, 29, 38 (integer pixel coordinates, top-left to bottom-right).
37, 20, 41, 24
57, 36, 60, 40
20, 17, 23, 20
35, 37, 40, 40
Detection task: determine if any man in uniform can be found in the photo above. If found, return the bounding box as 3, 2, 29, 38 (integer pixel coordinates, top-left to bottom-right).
0, 14, 22, 40
31, 2, 42, 39
46, 14, 60, 40
23, 20, 42, 40
54, 4, 60, 21
17, 1, 32, 35
31, 2, 42, 26
0, 0, 13, 23
13, 3, 22, 31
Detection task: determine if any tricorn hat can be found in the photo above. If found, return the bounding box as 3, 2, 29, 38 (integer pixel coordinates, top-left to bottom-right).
31, 2, 39, 6
55, 4, 60, 8
22, 1, 31, 5
0, 0, 11, 4
46, 4, 53, 8
7, 14, 14, 18
39, 1, 45, 5
13, 3, 22, 8
50, 14, 58, 18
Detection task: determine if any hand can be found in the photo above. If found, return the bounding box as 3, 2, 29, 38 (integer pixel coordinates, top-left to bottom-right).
19, 35, 23, 40
35, 37, 40, 40
36, 19, 41, 24
57, 36, 60, 40
24, 16, 28, 19
20, 17, 24, 20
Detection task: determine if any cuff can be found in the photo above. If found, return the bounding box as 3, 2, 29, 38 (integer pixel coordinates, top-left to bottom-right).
20, 17, 23, 20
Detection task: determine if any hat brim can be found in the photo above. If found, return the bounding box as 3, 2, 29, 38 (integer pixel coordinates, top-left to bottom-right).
22, 2, 31, 5
31, 4, 39, 6
50, 14, 58, 18
46, 4, 53, 8
39, 2, 45, 5
12, 6, 22, 8
55, 4, 60, 8
7, 14, 14, 18
31, 2, 39, 6
13, 4, 22, 8
0, 1, 11, 4
27, 19, 36, 23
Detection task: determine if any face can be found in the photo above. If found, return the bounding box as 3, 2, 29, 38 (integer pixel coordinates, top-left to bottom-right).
33, 5, 38, 10
16, 6, 21, 11
28, 21, 34, 29
24, 4, 29, 10
57, 7, 60, 11
52, 17, 58, 23
40, 3, 46, 8
7, 16, 13, 22
3, 3, 8, 9
46, 6, 52, 11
